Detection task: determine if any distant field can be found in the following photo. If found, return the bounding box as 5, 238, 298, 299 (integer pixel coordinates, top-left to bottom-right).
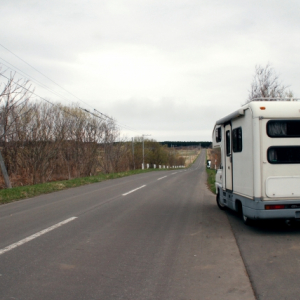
178, 149, 201, 167
178, 149, 199, 156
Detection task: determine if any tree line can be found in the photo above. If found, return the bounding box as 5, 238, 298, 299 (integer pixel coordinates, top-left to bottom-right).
160, 141, 211, 148
2, 62, 287, 188
0, 70, 185, 188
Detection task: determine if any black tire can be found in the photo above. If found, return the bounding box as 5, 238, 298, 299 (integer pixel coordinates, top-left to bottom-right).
236, 201, 254, 226
242, 214, 253, 226
216, 192, 226, 210
242, 208, 255, 226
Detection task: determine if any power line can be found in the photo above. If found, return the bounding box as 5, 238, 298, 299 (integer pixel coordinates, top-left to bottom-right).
0, 43, 144, 136
0, 58, 118, 125
0, 72, 144, 137
0, 67, 145, 136
0, 43, 112, 120
114, 122, 142, 135
0, 44, 84, 102
0, 72, 95, 123
94, 109, 113, 121
80, 108, 106, 120
0, 57, 74, 103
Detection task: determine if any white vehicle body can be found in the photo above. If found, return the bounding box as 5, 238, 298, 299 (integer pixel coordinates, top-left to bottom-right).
212, 101, 300, 222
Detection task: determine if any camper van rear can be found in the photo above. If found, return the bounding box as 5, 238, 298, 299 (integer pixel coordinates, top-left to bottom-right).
212, 101, 300, 224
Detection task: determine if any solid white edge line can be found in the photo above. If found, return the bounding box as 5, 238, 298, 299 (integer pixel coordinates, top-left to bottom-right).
157, 176, 167, 180
0, 217, 77, 256
122, 185, 146, 196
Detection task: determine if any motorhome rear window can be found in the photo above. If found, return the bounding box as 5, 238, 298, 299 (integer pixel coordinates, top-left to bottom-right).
268, 146, 300, 164
267, 120, 300, 137
232, 127, 242, 152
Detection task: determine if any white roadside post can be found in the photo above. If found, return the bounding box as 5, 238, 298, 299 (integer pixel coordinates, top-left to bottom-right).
142, 134, 151, 171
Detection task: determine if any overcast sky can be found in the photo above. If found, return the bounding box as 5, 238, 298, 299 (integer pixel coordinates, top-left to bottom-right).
0, 0, 299, 141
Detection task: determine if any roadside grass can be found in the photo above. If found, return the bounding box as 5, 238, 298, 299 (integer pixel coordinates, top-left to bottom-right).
206, 168, 216, 194
0, 168, 170, 205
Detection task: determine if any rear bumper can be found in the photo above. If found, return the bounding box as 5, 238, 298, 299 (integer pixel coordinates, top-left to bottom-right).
221, 190, 300, 220
243, 200, 300, 220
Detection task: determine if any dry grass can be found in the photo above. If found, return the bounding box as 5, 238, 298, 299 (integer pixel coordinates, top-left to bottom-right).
178, 149, 201, 167
206, 148, 221, 170
206, 148, 220, 194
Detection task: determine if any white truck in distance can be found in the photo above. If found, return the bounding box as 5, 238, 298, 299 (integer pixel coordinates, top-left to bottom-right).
212, 101, 300, 224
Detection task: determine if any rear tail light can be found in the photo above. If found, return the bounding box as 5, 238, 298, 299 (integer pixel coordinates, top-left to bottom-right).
265, 205, 285, 210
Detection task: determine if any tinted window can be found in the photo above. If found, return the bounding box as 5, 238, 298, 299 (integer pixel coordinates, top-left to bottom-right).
232, 127, 242, 152
267, 120, 300, 137
226, 130, 231, 156
268, 146, 300, 164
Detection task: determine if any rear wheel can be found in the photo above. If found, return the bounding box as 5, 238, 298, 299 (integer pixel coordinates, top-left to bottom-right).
216, 192, 226, 210
236, 201, 254, 226
242, 214, 253, 226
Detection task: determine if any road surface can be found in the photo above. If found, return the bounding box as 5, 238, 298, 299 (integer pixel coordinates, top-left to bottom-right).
227, 207, 300, 300
0, 150, 255, 299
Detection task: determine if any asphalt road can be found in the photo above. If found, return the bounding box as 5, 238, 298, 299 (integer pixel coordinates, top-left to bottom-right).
0, 150, 255, 300
227, 208, 300, 300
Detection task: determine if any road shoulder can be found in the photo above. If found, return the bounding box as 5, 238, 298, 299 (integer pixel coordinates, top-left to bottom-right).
197, 187, 256, 300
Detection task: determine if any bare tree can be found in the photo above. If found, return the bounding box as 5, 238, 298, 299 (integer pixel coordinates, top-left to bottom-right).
18, 102, 62, 184
0, 71, 34, 141
99, 120, 127, 173
0, 67, 145, 187
246, 63, 292, 103
0, 70, 34, 187
56, 104, 105, 178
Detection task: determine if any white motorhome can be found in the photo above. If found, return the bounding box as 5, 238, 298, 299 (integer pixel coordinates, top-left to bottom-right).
212, 101, 300, 224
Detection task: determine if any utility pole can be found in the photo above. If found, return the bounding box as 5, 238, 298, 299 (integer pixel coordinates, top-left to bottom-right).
0, 125, 11, 188
0, 150, 11, 188
132, 137, 135, 170
142, 134, 151, 169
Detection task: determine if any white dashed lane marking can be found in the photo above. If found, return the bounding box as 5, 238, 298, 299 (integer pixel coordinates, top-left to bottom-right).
122, 185, 146, 196
0, 217, 77, 256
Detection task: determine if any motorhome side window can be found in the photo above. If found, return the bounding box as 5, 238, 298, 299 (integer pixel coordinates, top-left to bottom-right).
232, 127, 242, 152
268, 146, 300, 164
226, 130, 231, 156
215, 127, 221, 142
267, 120, 300, 137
